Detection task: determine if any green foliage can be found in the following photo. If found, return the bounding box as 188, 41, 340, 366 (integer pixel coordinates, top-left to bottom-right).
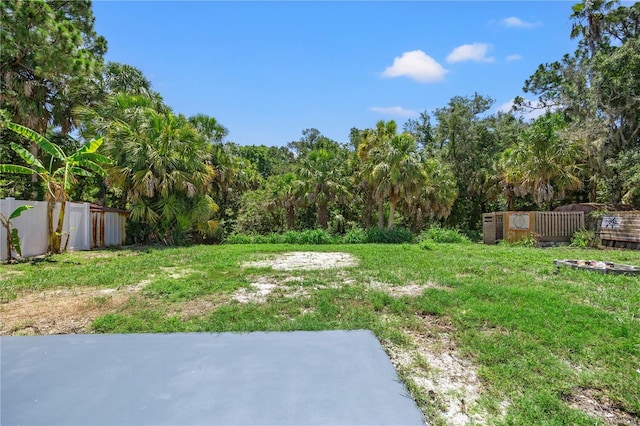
1, 0, 106, 137
291, 229, 334, 244
0, 204, 33, 260
498, 113, 584, 208
76, 93, 219, 245
570, 229, 598, 248
419, 226, 471, 244
225, 233, 256, 244
502, 232, 540, 248
365, 227, 414, 244
521, 1, 640, 203
343, 226, 367, 244
418, 239, 436, 251
226, 229, 335, 245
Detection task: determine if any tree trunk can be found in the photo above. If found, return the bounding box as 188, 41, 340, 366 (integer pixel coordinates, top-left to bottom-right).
387, 196, 398, 229
363, 185, 374, 229
286, 206, 296, 230
2, 220, 12, 261
30, 143, 40, 200
317, 201, 329, 229
377, 201, 385, 229
589, 176, 597, 203
47, 198, 55, 253
363, 200, 373, 229
52, 196, 67, 254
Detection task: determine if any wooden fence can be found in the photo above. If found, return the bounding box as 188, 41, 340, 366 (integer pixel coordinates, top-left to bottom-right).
599, 211, 640, 249
483, 211, 585, 245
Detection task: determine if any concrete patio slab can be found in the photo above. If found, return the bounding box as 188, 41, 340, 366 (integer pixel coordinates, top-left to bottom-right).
1, 330, 424, 425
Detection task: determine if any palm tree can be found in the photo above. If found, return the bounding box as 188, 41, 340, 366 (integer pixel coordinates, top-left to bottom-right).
356, 120, 398, 228
499, 113, 584, 208
400, 158, 458, 231
76, 95, 219, 243
0, 122, 108, 252
298, 148, 350, 229
370, 134, 424, 229
268, 172, 302, 230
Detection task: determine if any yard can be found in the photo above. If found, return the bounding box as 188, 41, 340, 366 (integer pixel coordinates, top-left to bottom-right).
1, 243, 639, 425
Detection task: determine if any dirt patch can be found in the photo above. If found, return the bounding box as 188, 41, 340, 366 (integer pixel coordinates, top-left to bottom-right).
384, 314, 501, 425
366, 280, 451, 297
232, 275, 307, 304
0, 284, 145, 335
167, 297, 228, 320
159, 267, 196, 279
565, 388, 639, 425
0, 269, 25, 280
243, 252, 358, 271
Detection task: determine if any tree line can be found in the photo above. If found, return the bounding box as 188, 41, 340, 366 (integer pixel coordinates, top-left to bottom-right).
1, 0, 638, 246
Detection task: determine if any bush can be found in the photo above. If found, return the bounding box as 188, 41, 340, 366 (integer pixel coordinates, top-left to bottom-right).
420, 226, 470, 244
343, 227, 367, 244
224, 233, 256, 244
571, 229, 597, 248
225, 228, 415, 245
461, 229, 482, 242
365, 227, 414, 244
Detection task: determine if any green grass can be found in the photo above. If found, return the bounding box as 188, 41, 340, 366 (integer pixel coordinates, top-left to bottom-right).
1, 243, 639, 424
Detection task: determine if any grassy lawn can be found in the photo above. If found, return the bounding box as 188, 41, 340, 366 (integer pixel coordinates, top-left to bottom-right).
1, 243, 639, 425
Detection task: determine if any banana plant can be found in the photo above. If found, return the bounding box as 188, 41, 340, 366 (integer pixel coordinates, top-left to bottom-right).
0, 205, 33, 262
0, 122, 110, 253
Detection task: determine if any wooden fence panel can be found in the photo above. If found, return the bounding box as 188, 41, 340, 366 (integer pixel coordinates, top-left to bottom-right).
599, 211, 640, 249
534, 211, 584, 242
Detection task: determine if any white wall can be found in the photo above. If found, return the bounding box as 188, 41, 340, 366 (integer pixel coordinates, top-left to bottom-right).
0, 198, 94, 260
0, 198, 48, 260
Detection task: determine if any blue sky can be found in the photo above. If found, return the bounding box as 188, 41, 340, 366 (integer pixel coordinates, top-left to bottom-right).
92, 1, 581, 147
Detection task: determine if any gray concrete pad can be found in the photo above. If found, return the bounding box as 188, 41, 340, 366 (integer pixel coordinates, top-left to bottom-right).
1, 330, 424, 425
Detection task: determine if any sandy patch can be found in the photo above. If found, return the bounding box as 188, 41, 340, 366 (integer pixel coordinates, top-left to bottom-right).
565, 388, 639, 425
366, 280, 451, 297
0, 284, 145, 335
243, 252, 358, 271
159, 267, 196, 279
384, 314, 501, 425
232, 275, 308, 304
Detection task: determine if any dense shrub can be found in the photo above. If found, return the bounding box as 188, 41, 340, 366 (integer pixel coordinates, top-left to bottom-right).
226, 229, 335, 244
225, 233, 257, 244
365, 227, 414, 244
226, 227, 417, 244
420, 226, 470, 244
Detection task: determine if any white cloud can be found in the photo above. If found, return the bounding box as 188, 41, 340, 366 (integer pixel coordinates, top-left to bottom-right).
381, 50, 447, 83
498, 98, 550, 120
502, 16, 539, 29
370, 106, 418, 118
505, 54, 523, 61
446, 43, 494, 64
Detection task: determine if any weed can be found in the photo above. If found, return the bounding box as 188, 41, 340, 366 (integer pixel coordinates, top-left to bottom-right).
570, 230, 598, 248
